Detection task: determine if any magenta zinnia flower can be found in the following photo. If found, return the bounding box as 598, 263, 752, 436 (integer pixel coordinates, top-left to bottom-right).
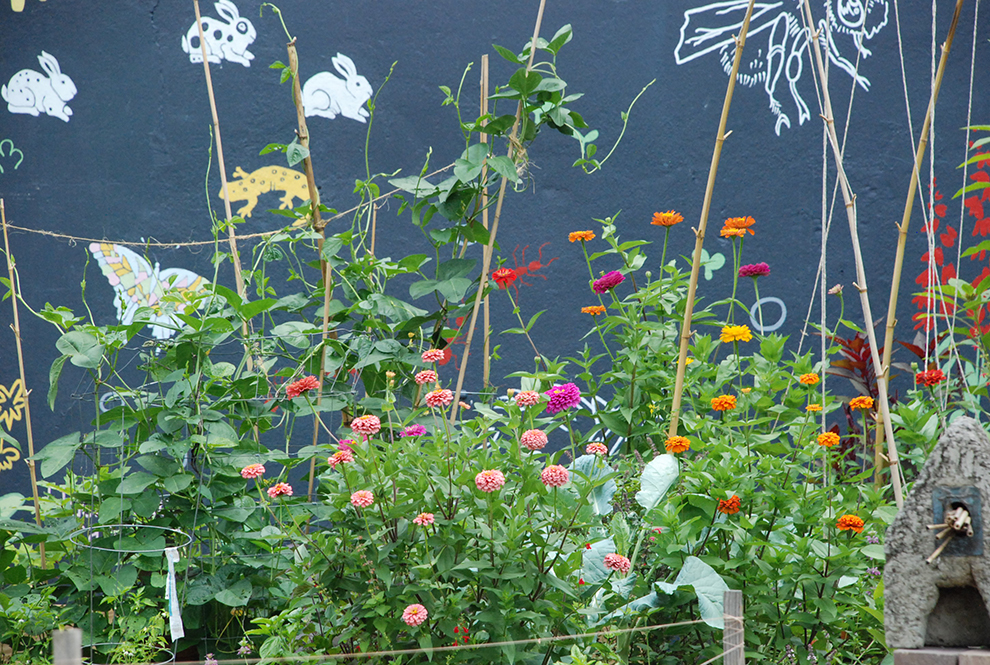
738, 262, 770, 278
240, 463, 266, 479
337, 439, 355, 452
402, 603, 428, 627
475, 469, 506, 493
400, 424, 427, 438
541, 465, 570, 488
520, 429, 548, 451
267, 482, 293, 498
545, 383, 581, 414
350, 490, 374, 508
604, 553, 631, 574
286, 375, 320, 399
592, 270, 625, 294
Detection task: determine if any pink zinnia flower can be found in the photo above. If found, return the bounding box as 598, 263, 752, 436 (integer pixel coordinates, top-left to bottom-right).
400, 424, 427, 438
240, 463, 266, 479
286, 375, 320, 399
545, 383, 581, 414
738, 263, 770, 278
328, 449, 354, 469
592, 271, 625, 294
475, 469, 506, 493
350, 490, 374, 508
514, 390, 542, 408
541, 465, 569, 488
267, 482, 293, 498
425, 389, 454, 408
402, 603, 428, 627
412, 512, 435, 526
415, 370, 438, 385
337, 439, 355, 452
422, 349, 445, 363
586, 442, 608, 456
350, 415, 381, 436
520, 429, 548, 451
604, 553, 631, 574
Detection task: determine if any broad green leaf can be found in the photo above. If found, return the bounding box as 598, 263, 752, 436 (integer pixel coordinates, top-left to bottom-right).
96, 564, 137, 597
34, 432, 82, 478
656, 556, 730, 628
598, 591, 660, 624
286, 138, 309, 167
861, 544, 885, 560
570, 454, 617, 516
0, 493, 25, 520
48, 355, 67, 410
117, 472, 157, 495
488, 155, 520, 183
55, 331, 103, 369
635, 455, 679, 511
581, 537, 616, 586
270, 321, 315, 348
215, 578, 253, 607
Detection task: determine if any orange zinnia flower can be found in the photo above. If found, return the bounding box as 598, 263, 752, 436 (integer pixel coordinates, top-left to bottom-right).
665, 436, 691, 453
652, 211, 684, 227
836, 514, 865, 533
849, 396, 874, 410
581, 305, 606, 316
711, 395, 737, 411
717, 495, 741, 515
799, 373, 820, 385
721, 216, 756, 236
569, 230, 595, 243
817, 432, 839, 447
720, 227, 747, 238
806, 404, 822, 412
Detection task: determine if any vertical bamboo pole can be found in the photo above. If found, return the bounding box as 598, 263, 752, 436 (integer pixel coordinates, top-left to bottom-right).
449, 0, 548, 424
875, 0, 965, 485
667, 0, 758, 437
369, 204, 378, 257
723, 590, 744, 665
1, 200, 46, 568
480, 54, 492, 388
801, 0, 903, 508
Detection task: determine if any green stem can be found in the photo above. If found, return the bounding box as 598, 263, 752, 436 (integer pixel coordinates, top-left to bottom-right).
753, 277, 764, 333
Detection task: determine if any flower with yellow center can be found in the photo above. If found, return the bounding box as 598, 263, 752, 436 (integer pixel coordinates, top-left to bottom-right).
568, 230, 595, 243
799, 373, 820, 385
806, 404, 822, 412
849, 396, 874, 410
581, 305, 606, 315
651, 211, 684, 227
665, 436, 691, 453
721, 216, 755, 236
720, 325, 753, 343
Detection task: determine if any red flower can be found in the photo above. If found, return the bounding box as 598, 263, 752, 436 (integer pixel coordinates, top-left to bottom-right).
286, 375, 319, 399
916, 369, 946, 387
493, 268, 516, 289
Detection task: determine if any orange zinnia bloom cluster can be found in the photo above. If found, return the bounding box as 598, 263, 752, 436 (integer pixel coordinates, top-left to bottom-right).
711, 395, 737, 411
717, 495, 742, 515
836, 514, 865, 533
806, 404, 822, 412
817, 432, 839, 447
849, 396, 874, 410
665, 436, 691, 453
799, 373, 820, 385
581, 305, 606, 316
652, 210, 684, 227
569, 230, 595, 243
720, 216, 755, 238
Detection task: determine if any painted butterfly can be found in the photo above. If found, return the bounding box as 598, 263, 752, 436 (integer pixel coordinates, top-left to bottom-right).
0, 379, 25, 431
88, 243, 209, 340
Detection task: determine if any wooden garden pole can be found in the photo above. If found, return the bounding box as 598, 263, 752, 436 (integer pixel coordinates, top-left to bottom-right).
1, 199, 46, 568
875, 0, 965, 485
723, 590, 744, 665
800, 0, 904, 508
449, 0, 547, 423
667, 0, 757, 437
480, 54, 492, 389
52, 627, 81, 665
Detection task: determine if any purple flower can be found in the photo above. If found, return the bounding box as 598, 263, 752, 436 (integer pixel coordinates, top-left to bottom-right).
866, 534, 879, 545
866, 566, 881, 577
237, 644, 252, 657
545, 383, 581, 414
205, 655, 218, 665
400, 424, 427, 438
738, 262, 770, 278
592, 271, 625, 294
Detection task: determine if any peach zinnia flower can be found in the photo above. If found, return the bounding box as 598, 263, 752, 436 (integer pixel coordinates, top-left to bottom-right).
475, 469, 506, 493
720, 325, 753, 343
421, 349, 445, 363
799, 373, 820, 385
849, 396, 874, 410
515, 390, 542, 408
603, 553, 631, 574
722, 216, 755, 236
267, 482, 293, 498
412, 512, 434, 526
717, 495, 741, 515
351, 414, 381, 436
652, 210, 684, 227
586, 442, 608, 456
286, 375, 319, 399
836, 514, 865, 533
711, 395, 737, 411
665, 436, 690, 453
540, 465, 570, 488
817, 432, 840, 447
415, 370, 438, 385
521, 429, 548, 451
582, 305, 606, 316
425, 388, 454, 408
569, 230, 595, 243
350, 490, 374, 508
402, 604, 428, 627
240, 463, 266, 479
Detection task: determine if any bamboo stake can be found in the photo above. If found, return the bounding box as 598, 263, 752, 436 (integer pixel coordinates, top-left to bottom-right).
370, 203, 377, 257
800, 0, 903, 508
449, 0, 548, 424
875, 0, 965, 486
1, 199, 46, 568
284, 38, 333, 503
667, 0, 757, 437
480, 54, 492, 389
193, 0, 247, 303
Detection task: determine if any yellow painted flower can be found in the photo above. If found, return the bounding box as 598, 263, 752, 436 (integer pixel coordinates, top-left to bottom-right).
720, 325, 753, 343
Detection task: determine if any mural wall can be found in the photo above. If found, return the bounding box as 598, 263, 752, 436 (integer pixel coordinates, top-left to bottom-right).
1, 0, 989, 495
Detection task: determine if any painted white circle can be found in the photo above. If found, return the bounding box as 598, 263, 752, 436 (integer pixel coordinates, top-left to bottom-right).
749, 297, 787, 333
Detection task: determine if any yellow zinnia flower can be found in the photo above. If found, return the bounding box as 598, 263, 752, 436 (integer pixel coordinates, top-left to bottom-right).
720, 325, 753, 343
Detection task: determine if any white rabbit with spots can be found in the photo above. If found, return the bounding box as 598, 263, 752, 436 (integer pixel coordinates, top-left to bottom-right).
181, 0, 256, 68
2, 51, 77, 122
302, 54, 373, 123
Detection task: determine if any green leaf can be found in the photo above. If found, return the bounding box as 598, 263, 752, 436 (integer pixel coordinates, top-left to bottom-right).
388, 175, 439, 198
240, 298, 278, 320
598, 591, 660, 624
117, 472, 157, 495
861, 544, 885, 560
55, 331, 103, 369
259, 142, 287, 155
488, 155, 520, 183
581, 537, 616, 586
48, 355, 67, 410
570, 454, 616, 515
271, 321, 315, 348
286, 138, 309, 167
436, 277, 472, 302
409, 279, 438, 300
508, 70, 541, 97
437, 258, 476, 282
96, 564, 137, 597
215, 578, 253, 607
492, 44, 522, 64
34, 432, 82, 478
656, 556, 730, 628
635, 455, 678, 511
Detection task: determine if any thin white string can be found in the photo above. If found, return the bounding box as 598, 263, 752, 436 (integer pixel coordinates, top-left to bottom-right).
924, 0, 938, 366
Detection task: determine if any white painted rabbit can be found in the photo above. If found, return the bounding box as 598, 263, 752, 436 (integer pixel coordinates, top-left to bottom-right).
181, 0, 256, 68
302, 54, 372, 123
2, 51, 77, 122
